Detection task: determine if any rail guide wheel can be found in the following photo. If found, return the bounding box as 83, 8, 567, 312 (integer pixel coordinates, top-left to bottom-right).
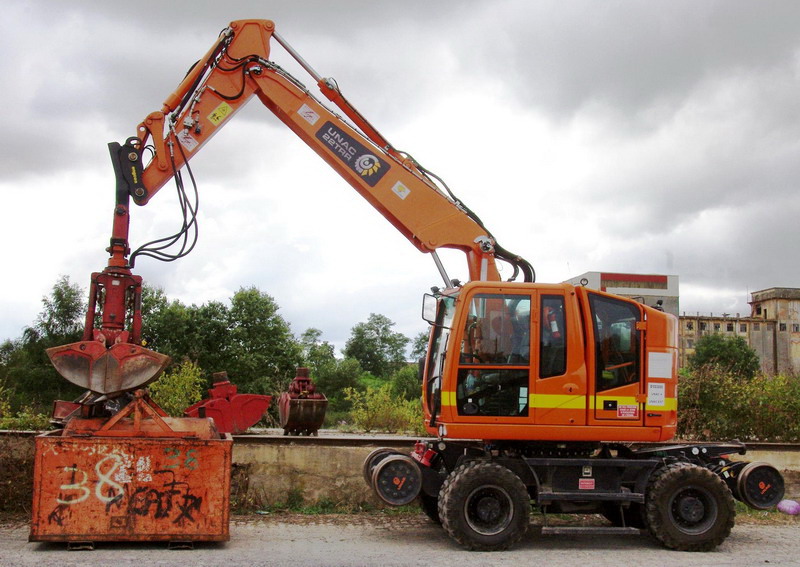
370, 454, 423, 506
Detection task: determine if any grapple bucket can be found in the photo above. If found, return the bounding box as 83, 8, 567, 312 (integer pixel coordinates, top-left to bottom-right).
277, 367, 328, 436
46, 341, 170, 395
183, 373, 272, 434
278, 395, 328, 436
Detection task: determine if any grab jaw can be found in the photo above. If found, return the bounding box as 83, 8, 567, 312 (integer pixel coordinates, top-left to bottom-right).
47, 341, 170, 396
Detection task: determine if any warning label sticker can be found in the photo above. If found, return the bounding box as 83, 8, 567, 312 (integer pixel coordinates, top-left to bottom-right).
177, 130, 199, 152
297, 103, 320, 126
208, 101, 234, 126
617, 405, 639, 419
578, 478, 596, 490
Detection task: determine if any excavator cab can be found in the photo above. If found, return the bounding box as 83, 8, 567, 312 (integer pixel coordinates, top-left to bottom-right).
421, 281, 678, 442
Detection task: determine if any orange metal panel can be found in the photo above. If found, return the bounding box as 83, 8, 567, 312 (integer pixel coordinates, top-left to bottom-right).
30, 428, 232, 542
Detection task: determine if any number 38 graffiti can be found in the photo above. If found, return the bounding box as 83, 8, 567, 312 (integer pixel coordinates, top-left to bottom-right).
54, 447, 200, 506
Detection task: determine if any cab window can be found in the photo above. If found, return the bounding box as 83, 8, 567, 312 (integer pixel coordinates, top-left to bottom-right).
539, 295, 567, 378
460, 294, 530, 364
456, 293, 530, 417
589, 294, 641, 391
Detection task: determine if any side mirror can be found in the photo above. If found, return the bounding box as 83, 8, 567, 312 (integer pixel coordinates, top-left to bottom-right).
421, 293, 438, 324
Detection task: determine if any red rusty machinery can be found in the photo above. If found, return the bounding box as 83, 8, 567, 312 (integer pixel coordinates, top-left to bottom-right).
30, 390, 232, 546
183, 372, 272, 435
278, 367, 328, 436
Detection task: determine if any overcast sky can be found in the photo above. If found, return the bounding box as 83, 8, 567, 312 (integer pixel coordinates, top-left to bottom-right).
3, 0, 800, 354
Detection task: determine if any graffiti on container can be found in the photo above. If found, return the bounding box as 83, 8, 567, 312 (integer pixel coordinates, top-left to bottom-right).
48, 448, 204, 525
128, 470, 204, 524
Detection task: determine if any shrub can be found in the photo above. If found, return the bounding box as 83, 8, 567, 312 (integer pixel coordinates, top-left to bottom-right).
678, 367, 800, 441
0, 385, 49, 430
344, 384, 425, 434
148, 360, 205, 417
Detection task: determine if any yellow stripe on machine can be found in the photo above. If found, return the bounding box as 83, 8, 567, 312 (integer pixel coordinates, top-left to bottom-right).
441, 391, 676, 411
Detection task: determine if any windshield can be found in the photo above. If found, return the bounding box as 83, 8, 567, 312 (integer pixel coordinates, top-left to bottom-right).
425, 295, 456, 415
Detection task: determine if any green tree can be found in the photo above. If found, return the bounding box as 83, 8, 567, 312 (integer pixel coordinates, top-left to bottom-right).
314, 357, 364, 412
225, 287, 302, 395
390, 364, 421, 401
33, 275, 86, 339
688, 334, 761, 380
410, 331, 429, 362
141, 285, 301, 396
0, 276, 87, 412
299, 328, 336, 373
343, 313, 409, 379
148, 360, 205, 416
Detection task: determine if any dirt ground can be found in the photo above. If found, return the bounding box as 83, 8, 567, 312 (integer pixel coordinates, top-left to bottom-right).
1, 511, 799, 567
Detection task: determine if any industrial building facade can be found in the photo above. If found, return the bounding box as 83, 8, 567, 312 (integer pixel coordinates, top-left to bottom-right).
567, 272, 800, 375
680, 288, 800, 376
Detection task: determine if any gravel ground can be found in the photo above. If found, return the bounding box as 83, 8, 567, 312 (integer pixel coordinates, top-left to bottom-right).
1, 513, 798, 567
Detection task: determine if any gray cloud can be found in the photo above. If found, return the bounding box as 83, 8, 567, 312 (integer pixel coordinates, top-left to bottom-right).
3, 0, 800, 347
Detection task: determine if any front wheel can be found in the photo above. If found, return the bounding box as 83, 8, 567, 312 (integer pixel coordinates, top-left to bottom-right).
645, 463, 735, 551
438, 461, 530, 551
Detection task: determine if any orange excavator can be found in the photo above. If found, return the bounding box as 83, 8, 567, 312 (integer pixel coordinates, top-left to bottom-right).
46, 20, 783, 552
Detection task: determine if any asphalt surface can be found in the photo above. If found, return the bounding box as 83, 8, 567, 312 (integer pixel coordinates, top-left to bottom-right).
1, 513, 798, 567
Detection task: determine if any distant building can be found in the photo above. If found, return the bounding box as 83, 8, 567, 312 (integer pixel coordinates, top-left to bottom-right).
680, 288, 800, 375
565, 271, 679, 317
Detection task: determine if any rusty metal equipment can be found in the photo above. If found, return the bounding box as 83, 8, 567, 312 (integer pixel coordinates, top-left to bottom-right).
30, 390, 232, 545
183, 372, 272, 435
278, 367, 327, 436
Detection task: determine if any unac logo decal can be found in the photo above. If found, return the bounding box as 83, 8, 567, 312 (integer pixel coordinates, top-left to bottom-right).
355, 154, 381, 177
314, 121, 389, 187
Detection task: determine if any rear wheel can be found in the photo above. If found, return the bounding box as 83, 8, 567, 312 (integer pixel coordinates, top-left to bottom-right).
438, 461, 530, 551
645, 463, 735, 551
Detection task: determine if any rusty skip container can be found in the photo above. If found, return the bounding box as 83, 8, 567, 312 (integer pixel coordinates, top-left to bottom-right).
30, 393, 232, 543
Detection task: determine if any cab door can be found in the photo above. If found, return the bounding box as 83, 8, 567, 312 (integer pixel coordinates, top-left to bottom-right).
532, 291, 587, 426
586, 292, 644, 426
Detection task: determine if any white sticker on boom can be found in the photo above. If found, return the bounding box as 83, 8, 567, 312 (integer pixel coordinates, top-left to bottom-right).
391, 181, 410, 200
298, 103, 320, 126
648, 382, 666, 407
648, 351, 673, 378
177, 130, 199, 152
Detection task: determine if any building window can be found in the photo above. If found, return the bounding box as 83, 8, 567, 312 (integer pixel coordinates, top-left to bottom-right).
780, 323, 787, 332
740, 324, 747, 333
714, 323, 721, 331
794, 324, 800, 333
726, 323, 734, 332
700, 322, 707, 331
754, 323, 760, 331
756, 305, 762, 316
686, 322, 694, 331
686, 339, 694, 349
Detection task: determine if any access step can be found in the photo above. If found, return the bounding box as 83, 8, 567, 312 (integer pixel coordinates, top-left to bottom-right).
541, 526, 642, 536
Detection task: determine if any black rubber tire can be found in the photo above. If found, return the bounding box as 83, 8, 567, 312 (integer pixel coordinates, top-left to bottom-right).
602, 502, 647, 529
645, 462, 735, 552
419, 491, 441, 524
438, 461, 530, 551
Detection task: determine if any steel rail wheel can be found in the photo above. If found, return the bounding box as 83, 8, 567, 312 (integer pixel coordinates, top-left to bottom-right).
438, 461, 530, 551
645, 463, 735, 551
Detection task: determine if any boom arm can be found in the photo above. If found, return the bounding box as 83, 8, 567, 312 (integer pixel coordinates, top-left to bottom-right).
123, 19, 532, 283
48, 19, 533, 396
